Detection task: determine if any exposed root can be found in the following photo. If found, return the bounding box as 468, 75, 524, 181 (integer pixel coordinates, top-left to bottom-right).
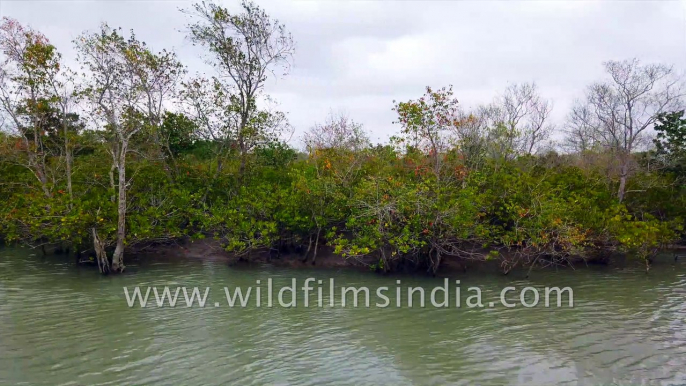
92, 228, 110, 274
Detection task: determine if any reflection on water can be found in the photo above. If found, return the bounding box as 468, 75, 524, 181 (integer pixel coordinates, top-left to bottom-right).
1, 247, 685, 385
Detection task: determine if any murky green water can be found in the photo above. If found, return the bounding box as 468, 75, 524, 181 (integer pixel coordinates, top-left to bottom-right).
1, 247, 685, 385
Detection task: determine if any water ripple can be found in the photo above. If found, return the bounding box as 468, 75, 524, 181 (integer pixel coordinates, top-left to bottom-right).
1, 247, 686, 385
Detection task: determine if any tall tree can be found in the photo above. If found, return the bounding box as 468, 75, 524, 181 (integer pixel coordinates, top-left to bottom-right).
393, 85, 459, 179
185, 0, 295, 176
178, 75, 239, 178
0, 17, 62, 198
569, 59, 684, 202
479, 82, 553, 160
75, 24, 183, 273
564, 102, 599, 153
47, 54, 80, 202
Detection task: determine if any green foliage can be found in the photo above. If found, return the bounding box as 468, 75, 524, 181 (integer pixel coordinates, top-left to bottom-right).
1, 113, 683, 270
654, 110, 686, 177
159, 112, 198, 157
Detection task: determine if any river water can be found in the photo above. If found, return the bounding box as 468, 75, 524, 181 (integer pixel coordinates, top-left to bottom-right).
1, 247, 685, 386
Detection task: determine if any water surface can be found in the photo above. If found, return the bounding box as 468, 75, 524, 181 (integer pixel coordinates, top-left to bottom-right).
1, 247, 685, 385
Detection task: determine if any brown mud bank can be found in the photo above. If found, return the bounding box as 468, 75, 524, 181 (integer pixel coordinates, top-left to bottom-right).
134, 238, 378, 270
132, 238, 686, 276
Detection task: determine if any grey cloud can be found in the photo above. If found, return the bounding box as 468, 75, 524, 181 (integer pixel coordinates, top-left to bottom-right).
2, 0, 684, 143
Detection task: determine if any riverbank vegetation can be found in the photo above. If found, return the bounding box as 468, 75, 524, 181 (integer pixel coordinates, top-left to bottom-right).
0, 2, 684, 274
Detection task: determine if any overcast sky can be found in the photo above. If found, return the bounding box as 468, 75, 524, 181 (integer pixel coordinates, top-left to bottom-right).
2, 0, 685, 144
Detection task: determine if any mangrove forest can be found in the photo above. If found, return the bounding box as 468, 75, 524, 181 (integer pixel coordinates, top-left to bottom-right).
0, 1, 685, 275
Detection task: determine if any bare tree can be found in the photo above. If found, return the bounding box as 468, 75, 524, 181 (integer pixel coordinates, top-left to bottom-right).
522, 94, 554, 154
570, 59, 684, 202
303, 111, 369, 152
563, 102, 599, 153
185, 0, 295, 176
486, 82, 554, 156
468, 82, 554, 165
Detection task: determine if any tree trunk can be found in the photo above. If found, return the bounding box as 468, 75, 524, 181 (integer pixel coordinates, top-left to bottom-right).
31, 120, 52, 198
30, 152, 51, 198
111, 145, 127, 272
618, 160, 628, 203
312, 227, 321, 265
238, 111, 248, 177
239, 152, 247, 176
38, 172, 51, 198
65, 147, 73, 203
64, 121, 73, 202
